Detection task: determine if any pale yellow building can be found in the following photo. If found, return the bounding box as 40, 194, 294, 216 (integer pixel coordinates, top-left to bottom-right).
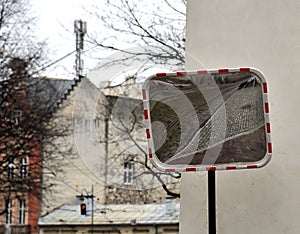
41, 77, 180, 214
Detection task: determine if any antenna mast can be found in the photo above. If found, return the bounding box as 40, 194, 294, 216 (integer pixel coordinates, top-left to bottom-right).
74, 20, 87, 78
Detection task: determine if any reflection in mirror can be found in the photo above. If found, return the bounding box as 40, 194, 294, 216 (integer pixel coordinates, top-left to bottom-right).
148, 71, 267, 166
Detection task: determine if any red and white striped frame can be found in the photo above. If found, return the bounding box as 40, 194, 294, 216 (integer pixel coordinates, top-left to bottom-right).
142, 67, 272, 173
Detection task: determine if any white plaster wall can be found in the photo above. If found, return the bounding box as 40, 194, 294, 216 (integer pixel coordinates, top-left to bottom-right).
41, 78, 106, 214
181, 0, 300, 233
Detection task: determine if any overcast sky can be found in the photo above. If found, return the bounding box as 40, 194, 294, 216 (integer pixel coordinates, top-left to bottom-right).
30, 0, 186, 84
31, 0, 102, 79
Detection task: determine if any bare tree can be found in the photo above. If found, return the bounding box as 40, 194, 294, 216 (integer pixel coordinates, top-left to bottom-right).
84, 0, 186, 201
0, 0, 47, 75
93, 79, 180, 202
0, 0, 77, 228
87, 0, 186, 71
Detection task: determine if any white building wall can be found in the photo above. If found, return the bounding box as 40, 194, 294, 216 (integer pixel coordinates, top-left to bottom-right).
41, 78, 106, 214
181, 1, 300, 233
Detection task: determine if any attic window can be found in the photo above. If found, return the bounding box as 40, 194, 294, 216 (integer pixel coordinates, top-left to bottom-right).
7, 157, 14, 180
20, 157, 27, 179
12, 110, 22, 125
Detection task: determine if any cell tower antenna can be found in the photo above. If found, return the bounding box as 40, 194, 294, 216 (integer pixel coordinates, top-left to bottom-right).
74, 19, 87, 78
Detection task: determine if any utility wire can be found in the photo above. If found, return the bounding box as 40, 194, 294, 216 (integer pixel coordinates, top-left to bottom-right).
30, 50, 76, 77
30, 44, 99, 77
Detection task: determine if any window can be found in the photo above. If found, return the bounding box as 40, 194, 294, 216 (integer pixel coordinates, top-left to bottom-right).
124, 162, 133, 185
20, 157, 27, 179
7, 157, 14, 180
6, 200, 12, 224
12, 110, 22, 125
19, 199, 26, 224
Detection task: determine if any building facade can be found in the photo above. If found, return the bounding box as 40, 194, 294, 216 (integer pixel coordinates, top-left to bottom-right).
0, 65, 78, 233
41, 76, 180, 216
180, 0, 300, 233
0, 63, 41, 234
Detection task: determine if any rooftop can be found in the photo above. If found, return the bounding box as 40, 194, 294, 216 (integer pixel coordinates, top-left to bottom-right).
39, 203, 179, 226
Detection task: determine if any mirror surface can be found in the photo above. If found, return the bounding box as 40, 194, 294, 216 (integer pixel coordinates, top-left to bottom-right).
147, 71, 267, 166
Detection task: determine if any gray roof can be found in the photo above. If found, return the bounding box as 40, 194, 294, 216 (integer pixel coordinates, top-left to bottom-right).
27, 77, 76, 110
39, 203, 179, 226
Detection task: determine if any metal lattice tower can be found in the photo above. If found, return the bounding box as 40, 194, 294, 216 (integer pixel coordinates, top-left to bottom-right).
74, 20, 87, 78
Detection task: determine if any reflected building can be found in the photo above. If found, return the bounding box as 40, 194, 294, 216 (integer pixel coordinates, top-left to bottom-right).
147, 71, 268, 167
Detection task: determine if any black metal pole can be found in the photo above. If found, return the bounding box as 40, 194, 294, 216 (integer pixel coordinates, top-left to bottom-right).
91, 185, 94, 234
208, 170, 216, 234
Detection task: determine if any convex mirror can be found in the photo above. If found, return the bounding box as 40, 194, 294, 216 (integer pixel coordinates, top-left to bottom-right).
142, 68, 272, 172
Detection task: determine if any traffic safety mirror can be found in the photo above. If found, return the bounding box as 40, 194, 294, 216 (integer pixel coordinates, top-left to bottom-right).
142, 68, 272, 172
